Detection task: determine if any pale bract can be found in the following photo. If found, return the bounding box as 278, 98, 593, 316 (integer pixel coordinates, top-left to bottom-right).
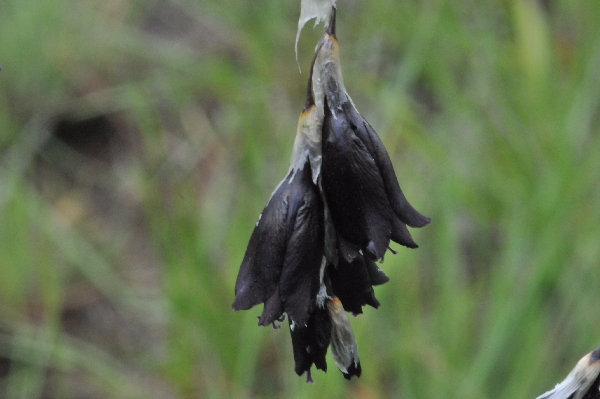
296, 0, 337, 61
327, 297, 360, 375
311, 33, 356, 118
289, 105, 322, 183
290, 33, 344, 185
536, 351, 600, 399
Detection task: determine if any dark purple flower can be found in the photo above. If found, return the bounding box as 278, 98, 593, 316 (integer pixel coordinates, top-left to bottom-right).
314, 30, 430, 262
232, 159, 324, 327
288, 305, 331, 382
233, 8, 430, 382
327, 253, 389, 315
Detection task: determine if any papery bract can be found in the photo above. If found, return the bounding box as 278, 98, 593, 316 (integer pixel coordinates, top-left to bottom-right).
536, 348, 600, 399
327, 297, 361, 379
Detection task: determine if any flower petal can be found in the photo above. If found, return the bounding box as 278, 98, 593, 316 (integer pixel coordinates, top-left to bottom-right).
279, 163, 324, 326
313, 31, 430, 233
233, 159, 324, 324
364, 257, 390, 286
322, 98, 395, 260
391, 216, 418, 249
232, 174, 293, 311
328, 255, 382, 315
289, 305, 331, 378
257, 287, 284, 326
336, 235, 360, 263
336, 101, 430, 228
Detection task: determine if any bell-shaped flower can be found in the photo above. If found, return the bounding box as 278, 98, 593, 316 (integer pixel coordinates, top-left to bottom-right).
312, 23, 430, 261
328, 253, 389, 315
233, 6, 431, 382
232, 156, 324, 327
288, 306, 331, 382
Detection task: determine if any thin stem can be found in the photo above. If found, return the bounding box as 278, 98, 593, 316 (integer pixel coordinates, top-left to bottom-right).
304, 40, 325, 110
326, 6, 337, 36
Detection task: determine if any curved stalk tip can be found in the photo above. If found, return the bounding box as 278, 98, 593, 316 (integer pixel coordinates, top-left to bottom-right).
326, 6, 336, 36
304, 40, 325, 110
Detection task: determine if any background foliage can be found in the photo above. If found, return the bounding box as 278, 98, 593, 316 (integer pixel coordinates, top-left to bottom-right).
0, 0, 599, 398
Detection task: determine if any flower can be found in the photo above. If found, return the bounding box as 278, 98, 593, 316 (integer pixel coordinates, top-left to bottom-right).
232, 156, 324, 328
233, 6, 429, 382
536, 347, 600, 399
327, 252, 389, 315
313, 27, 430, 262
288, 305, 331, 383
288, 295, 364, 382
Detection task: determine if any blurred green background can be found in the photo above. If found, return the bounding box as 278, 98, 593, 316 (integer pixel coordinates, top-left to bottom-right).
1, 0, 599, 398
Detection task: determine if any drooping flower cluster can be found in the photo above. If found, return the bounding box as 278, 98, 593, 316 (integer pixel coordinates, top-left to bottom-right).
233, 8, 429, 382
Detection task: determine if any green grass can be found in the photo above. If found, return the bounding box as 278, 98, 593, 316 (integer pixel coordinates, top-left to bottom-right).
1, 0, 600, 397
